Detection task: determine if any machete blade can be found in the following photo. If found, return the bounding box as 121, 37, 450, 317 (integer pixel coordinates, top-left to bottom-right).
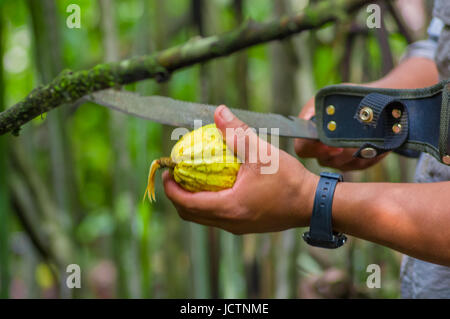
85, 89, 318, 139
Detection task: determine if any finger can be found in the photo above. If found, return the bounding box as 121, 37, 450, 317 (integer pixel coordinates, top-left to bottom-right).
174, 203, 222, 227
338, 159, 377, 171
162, 170, 231, 217
350, 152, 389, 170
294, 138, 344, 158
329, 152, 388, 171
214, 105, 268, 163
298, 97, 315, 120
317, 151, 355, 169
175, 204, 237, 233
300, 106, 315, 120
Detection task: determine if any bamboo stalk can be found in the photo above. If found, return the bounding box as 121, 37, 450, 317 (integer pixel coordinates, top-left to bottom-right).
27, 0, 76, 298
189, 0, 212, 298
99, 0, 138, 298
10, 144, 73, 268
270, 0, 301, 299
0, 6, 10, 298
133, 0, 153, 299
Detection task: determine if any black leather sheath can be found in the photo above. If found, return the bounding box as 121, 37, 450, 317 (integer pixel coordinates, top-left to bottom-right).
314, 79, 450, 164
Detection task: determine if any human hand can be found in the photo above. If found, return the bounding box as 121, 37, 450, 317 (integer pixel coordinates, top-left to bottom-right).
162, 105, 319, 234
294, 97, 388, 171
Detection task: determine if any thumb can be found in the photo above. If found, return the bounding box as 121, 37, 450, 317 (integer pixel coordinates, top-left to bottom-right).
214, 105, 262, 163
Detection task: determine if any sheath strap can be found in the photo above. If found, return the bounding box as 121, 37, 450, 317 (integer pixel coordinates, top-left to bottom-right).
353, 93, 409, 158
443, 82, 450, 158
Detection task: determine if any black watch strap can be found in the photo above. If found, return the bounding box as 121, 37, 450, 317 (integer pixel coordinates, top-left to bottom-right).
302, 172, 347, 249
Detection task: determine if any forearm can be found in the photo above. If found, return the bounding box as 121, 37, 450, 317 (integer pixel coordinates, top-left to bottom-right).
297, 40, 443, 262
332, 181, 450, 266
330, 57, 444, 263
366, 56, 439, 89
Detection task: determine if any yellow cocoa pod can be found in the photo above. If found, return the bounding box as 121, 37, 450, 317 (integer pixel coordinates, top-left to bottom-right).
143, 124, 241, 202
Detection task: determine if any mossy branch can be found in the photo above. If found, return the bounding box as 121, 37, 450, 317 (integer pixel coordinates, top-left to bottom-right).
0, 0, 371, 136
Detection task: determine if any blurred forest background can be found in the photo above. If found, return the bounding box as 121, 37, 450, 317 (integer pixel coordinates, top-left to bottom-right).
0, 0, 435, 298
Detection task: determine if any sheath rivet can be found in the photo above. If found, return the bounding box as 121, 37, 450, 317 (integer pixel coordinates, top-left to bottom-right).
359, 107, 373, 123
360, 147, 377, 159
392, 109, 402, 119
326, 105, 335, 115
443, 155, 450, 165
327, 121, 337, 131
392, 123, 402, 134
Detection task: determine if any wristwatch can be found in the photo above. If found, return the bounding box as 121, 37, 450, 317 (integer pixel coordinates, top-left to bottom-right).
302, 172, 347, 249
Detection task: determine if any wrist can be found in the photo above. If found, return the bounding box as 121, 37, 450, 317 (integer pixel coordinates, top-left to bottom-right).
294, 169, 319, 227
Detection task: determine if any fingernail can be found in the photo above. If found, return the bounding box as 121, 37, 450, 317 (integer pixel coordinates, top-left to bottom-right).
328, 147, 344, 156
220, 105, 234, 122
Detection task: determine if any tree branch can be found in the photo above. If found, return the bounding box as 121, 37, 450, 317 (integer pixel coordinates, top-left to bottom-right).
0, 0, 371, 136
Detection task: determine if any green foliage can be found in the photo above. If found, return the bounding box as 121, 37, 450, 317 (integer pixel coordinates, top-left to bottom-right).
76, 208, 115, 244
313, 45, 341, 87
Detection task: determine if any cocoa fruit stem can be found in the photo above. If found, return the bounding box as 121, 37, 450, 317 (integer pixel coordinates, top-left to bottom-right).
158, 157, 176, 169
